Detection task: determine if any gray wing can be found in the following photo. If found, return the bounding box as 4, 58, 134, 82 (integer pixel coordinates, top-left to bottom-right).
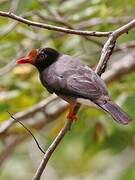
57, 63, 108, 101
66, 75, 103, 100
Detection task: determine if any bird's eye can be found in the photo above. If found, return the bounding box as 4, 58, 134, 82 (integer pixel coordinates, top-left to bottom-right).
40, 54, 46, 60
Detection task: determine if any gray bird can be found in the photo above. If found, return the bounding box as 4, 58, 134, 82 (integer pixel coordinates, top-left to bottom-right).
16, 47, 132, 124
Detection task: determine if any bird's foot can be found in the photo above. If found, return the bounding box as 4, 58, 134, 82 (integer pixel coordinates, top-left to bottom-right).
67, 104, 78, 122
67, 113, 77, 122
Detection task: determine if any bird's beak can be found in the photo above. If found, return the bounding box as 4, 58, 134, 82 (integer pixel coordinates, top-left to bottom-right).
16, 49, 37, 65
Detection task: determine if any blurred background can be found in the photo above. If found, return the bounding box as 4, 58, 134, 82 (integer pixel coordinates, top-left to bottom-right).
0, 0, 135, 179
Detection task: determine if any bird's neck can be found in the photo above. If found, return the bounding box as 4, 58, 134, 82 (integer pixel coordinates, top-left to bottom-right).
35, 54, 60, 72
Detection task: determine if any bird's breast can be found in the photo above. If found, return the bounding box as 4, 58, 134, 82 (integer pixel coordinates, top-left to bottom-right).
40, 65, 63, 93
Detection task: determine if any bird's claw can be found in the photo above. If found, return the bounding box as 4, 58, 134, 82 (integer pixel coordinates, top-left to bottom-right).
67, 113, 77, 122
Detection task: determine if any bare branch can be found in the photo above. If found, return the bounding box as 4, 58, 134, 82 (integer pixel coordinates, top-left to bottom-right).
8, 111, 45, 154
33, 104, 80, 180
113, 20, 135, 38
95, 35, 116, 76
33, 119, 72, 180
0, 11, 110, 37
95, 19, 135, 76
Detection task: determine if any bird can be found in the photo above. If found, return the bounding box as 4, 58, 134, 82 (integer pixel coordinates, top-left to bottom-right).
16, 47, 132, 125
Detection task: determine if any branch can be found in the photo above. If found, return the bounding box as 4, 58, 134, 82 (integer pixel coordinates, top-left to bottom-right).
33, 105, 80, 180
33, 119, 72, 180
95, 19, 135, 76
8, 111, 45, 154
0, 11, 110, 37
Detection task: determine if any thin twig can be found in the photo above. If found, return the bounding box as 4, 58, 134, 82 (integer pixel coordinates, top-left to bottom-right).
7, 111, 45, 154
0, 11, 111, 37
95, 19, 135, 76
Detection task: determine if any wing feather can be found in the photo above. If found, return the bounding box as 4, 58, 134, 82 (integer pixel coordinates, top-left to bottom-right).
66, 74, 100, 99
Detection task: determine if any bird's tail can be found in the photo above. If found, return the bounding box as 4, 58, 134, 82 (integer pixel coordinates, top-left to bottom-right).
99, 100, 132, 125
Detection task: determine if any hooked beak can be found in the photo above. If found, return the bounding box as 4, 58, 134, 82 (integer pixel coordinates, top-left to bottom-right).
16, 49, 37, 65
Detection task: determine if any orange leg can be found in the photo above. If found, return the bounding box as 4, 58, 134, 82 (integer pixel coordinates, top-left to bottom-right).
67, 103, 80, 122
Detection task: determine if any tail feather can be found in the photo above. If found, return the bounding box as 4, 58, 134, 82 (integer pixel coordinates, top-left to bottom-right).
99, 101, 132, 125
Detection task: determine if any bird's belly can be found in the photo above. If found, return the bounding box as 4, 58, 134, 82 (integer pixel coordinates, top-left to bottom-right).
58, 94, 97, 108
77, 98, 97, 107
58, 94, 77, 105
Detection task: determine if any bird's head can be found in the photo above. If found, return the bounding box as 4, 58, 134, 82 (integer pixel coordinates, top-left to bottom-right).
16, 48, 60, 71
